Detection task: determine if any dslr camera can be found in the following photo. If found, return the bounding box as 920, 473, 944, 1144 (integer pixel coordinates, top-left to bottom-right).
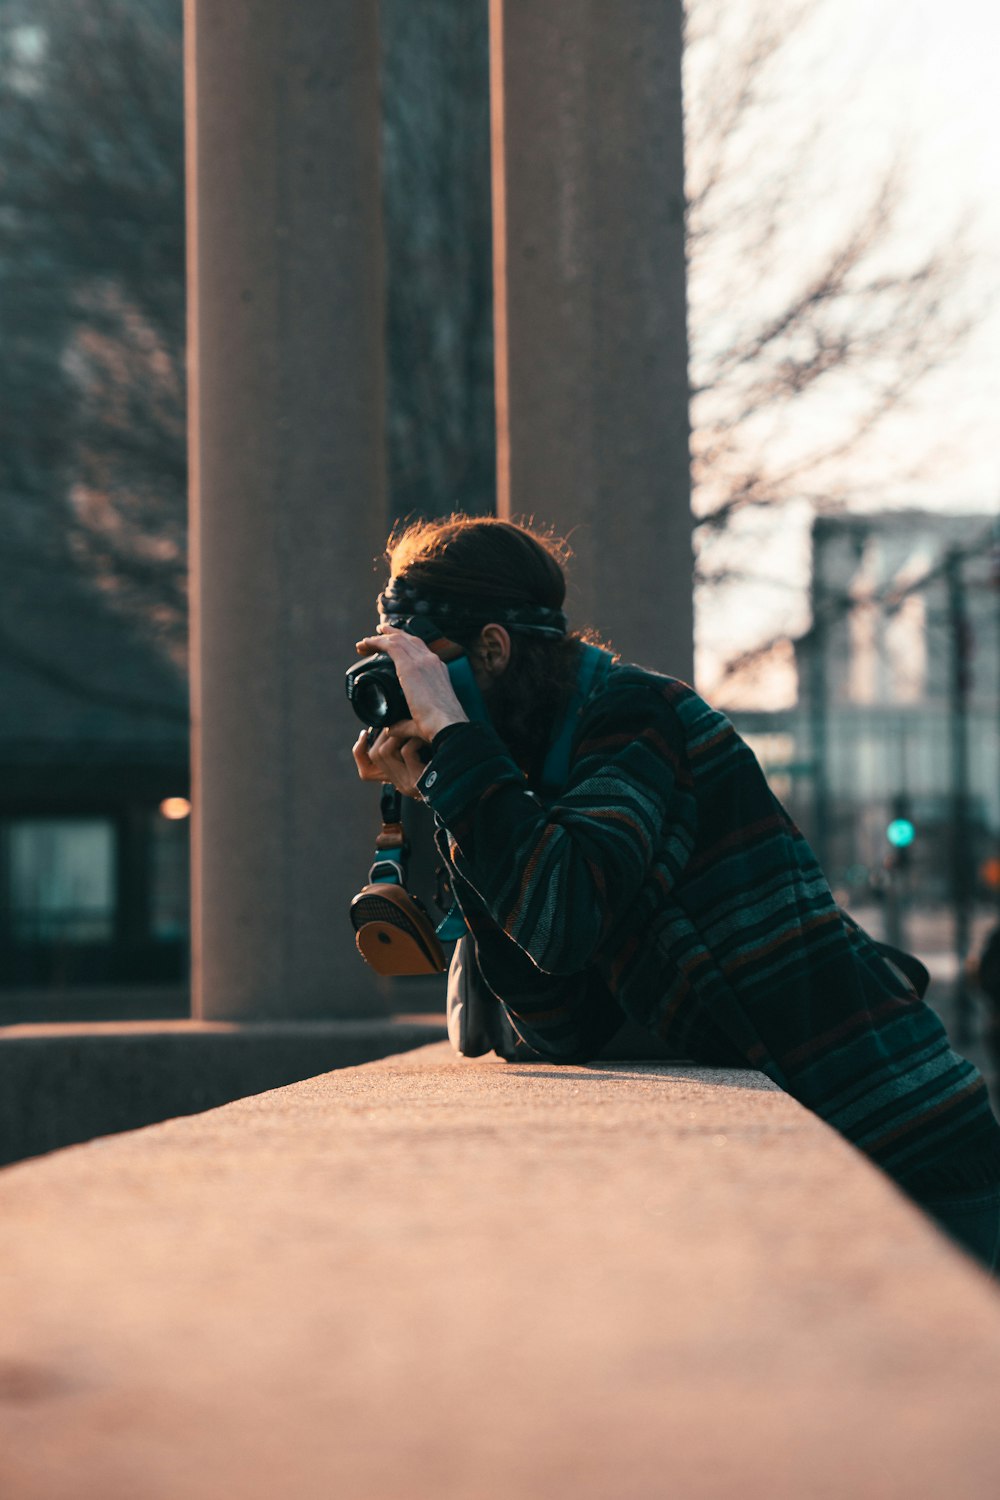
344, 651, 411, 731
345, 616, 476, 732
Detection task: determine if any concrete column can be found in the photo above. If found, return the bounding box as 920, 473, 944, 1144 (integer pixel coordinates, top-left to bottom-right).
490, 0, 693, 680
185, 0, 389, 1018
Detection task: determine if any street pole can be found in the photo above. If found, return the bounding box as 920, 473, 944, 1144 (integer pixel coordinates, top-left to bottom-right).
807, 615, 830, 875
993, 518, 1000, 919
884, 858, 904, 951
885, 747, 912, 954
946, 548, 974, 1044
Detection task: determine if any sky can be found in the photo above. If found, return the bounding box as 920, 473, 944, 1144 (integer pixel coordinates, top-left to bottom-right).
693, 0, 1000, 703
817, 0, 999, 493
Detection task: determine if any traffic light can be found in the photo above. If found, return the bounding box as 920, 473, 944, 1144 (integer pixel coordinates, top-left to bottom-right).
887, 818, 915, 850
886, 795, 915, 870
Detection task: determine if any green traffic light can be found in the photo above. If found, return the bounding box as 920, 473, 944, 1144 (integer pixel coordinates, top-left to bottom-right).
886, 818, 916, 849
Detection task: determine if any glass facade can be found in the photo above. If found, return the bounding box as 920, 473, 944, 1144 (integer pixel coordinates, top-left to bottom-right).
7, 818, 116, 943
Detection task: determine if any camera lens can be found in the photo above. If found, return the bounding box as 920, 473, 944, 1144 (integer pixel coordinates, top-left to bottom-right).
345, 653, 409, 728
356, 679, 389, 724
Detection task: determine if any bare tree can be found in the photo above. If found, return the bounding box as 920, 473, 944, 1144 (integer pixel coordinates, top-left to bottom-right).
0, 0, 494, 701
0, 0, 187, 692
381, 0, 496, 523
683, 0, 977, 607
0, 0, 979, 707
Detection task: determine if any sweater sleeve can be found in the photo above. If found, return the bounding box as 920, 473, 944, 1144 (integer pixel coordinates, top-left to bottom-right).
418, 683, 696, 976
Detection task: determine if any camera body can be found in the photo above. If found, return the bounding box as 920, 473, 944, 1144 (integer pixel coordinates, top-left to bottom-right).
345, 614, 451, 730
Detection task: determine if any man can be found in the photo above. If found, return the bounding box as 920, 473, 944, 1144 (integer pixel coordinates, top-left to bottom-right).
353, 515, 1000, 1272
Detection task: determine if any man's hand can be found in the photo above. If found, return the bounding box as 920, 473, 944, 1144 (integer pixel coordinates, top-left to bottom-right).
352, 728, 428, 800
353, 625, 470, 743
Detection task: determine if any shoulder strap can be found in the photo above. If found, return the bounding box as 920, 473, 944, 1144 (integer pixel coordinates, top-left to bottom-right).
539, 645, 613, 800
446, 653, 492, 724
432, 645, 612, 944
874, 940, 930, 999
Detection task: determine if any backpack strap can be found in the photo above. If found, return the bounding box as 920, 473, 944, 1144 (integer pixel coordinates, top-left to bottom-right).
446, 653, 491, 724
874, 941, 930, 1000
538, 644, 614, 800
435, 645, 614, 945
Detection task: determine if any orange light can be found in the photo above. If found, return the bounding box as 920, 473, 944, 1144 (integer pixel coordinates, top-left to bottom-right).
159, 797, 192, 821
980, 857, 1000, 890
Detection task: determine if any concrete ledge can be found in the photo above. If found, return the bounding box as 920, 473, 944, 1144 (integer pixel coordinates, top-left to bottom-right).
2, 1041, 1000, 1498
0, 1016, 446, 1166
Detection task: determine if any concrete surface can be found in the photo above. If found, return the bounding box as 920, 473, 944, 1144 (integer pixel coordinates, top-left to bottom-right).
0, 986, 189, 1027
0, 1016, 445, 1166
2, 1042, 1000, 1499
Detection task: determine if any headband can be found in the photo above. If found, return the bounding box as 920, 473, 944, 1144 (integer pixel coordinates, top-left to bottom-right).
378, 578, 568, 639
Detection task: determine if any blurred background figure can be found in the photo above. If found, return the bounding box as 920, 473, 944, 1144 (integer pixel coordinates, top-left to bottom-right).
973, 924, 1000, 1093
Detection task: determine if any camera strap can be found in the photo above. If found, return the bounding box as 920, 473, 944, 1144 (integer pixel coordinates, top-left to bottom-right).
350, 782, 448, 975
429, 644, 613, 950
537, 644, 612, 799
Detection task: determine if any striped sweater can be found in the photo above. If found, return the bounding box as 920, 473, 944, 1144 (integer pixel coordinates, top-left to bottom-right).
418, 658, 1000, 1198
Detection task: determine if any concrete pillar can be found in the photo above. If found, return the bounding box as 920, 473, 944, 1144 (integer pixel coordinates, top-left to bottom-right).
490, 0, 693, 680
185, 0, 389, 1018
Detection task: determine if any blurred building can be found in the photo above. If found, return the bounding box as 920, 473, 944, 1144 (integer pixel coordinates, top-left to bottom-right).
734, 510, 1000, 907
0, 569, 189, 1016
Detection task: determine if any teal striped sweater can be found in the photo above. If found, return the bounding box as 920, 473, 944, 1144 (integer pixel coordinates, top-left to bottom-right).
418, 659, 1000, 1199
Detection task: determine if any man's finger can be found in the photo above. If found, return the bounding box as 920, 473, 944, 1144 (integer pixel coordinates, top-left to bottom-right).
400, 740, 428, 776
352, 734, 382, 781
354, 635, 386, 657
356, 629, 401, 648
369, 735, 407, 771
356, 629, 429, 661
355, 629, 413, 655
386, 718, 420, 740
353, 739, 379, 770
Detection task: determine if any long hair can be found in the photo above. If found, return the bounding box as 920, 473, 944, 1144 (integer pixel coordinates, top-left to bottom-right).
384, 515, 607, 771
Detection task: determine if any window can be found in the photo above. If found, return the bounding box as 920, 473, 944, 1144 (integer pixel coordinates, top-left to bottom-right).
6, 819, 115, 943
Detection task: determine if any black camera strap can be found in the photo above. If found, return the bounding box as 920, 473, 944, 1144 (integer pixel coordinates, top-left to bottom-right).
364, 782, 467, 942
368, 782, 408, 886
350, 787, 448, 975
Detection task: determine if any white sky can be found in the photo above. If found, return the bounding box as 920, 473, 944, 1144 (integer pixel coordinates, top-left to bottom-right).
819, 0, 999, 484
695, 0, 1000, 702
